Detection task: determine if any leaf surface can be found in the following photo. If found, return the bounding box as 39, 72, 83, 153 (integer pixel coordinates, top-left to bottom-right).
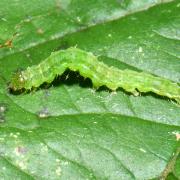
0, 0, 180, 179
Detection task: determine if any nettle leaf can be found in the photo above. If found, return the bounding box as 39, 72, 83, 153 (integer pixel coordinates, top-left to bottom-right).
0, 0, 180, 179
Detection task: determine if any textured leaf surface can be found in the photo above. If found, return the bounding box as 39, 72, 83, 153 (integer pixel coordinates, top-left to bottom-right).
0, 0, 180, 179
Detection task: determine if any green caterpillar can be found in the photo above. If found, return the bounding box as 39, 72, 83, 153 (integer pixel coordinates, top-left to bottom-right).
9, 47, 180, 104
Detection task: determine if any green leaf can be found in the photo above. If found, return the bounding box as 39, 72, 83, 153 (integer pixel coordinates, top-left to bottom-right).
0, 0, 180, 179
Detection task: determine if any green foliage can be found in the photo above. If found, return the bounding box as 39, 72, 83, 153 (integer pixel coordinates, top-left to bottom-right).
0, 0, 179, 179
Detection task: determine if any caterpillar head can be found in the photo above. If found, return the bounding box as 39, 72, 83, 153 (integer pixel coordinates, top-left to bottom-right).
9, 71, 26, 91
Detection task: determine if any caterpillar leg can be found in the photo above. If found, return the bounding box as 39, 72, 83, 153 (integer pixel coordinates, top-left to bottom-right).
91, 80, 101, 90
175, 98, 180, 105
123, 86, 139, 96
131, 90, 139, 96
